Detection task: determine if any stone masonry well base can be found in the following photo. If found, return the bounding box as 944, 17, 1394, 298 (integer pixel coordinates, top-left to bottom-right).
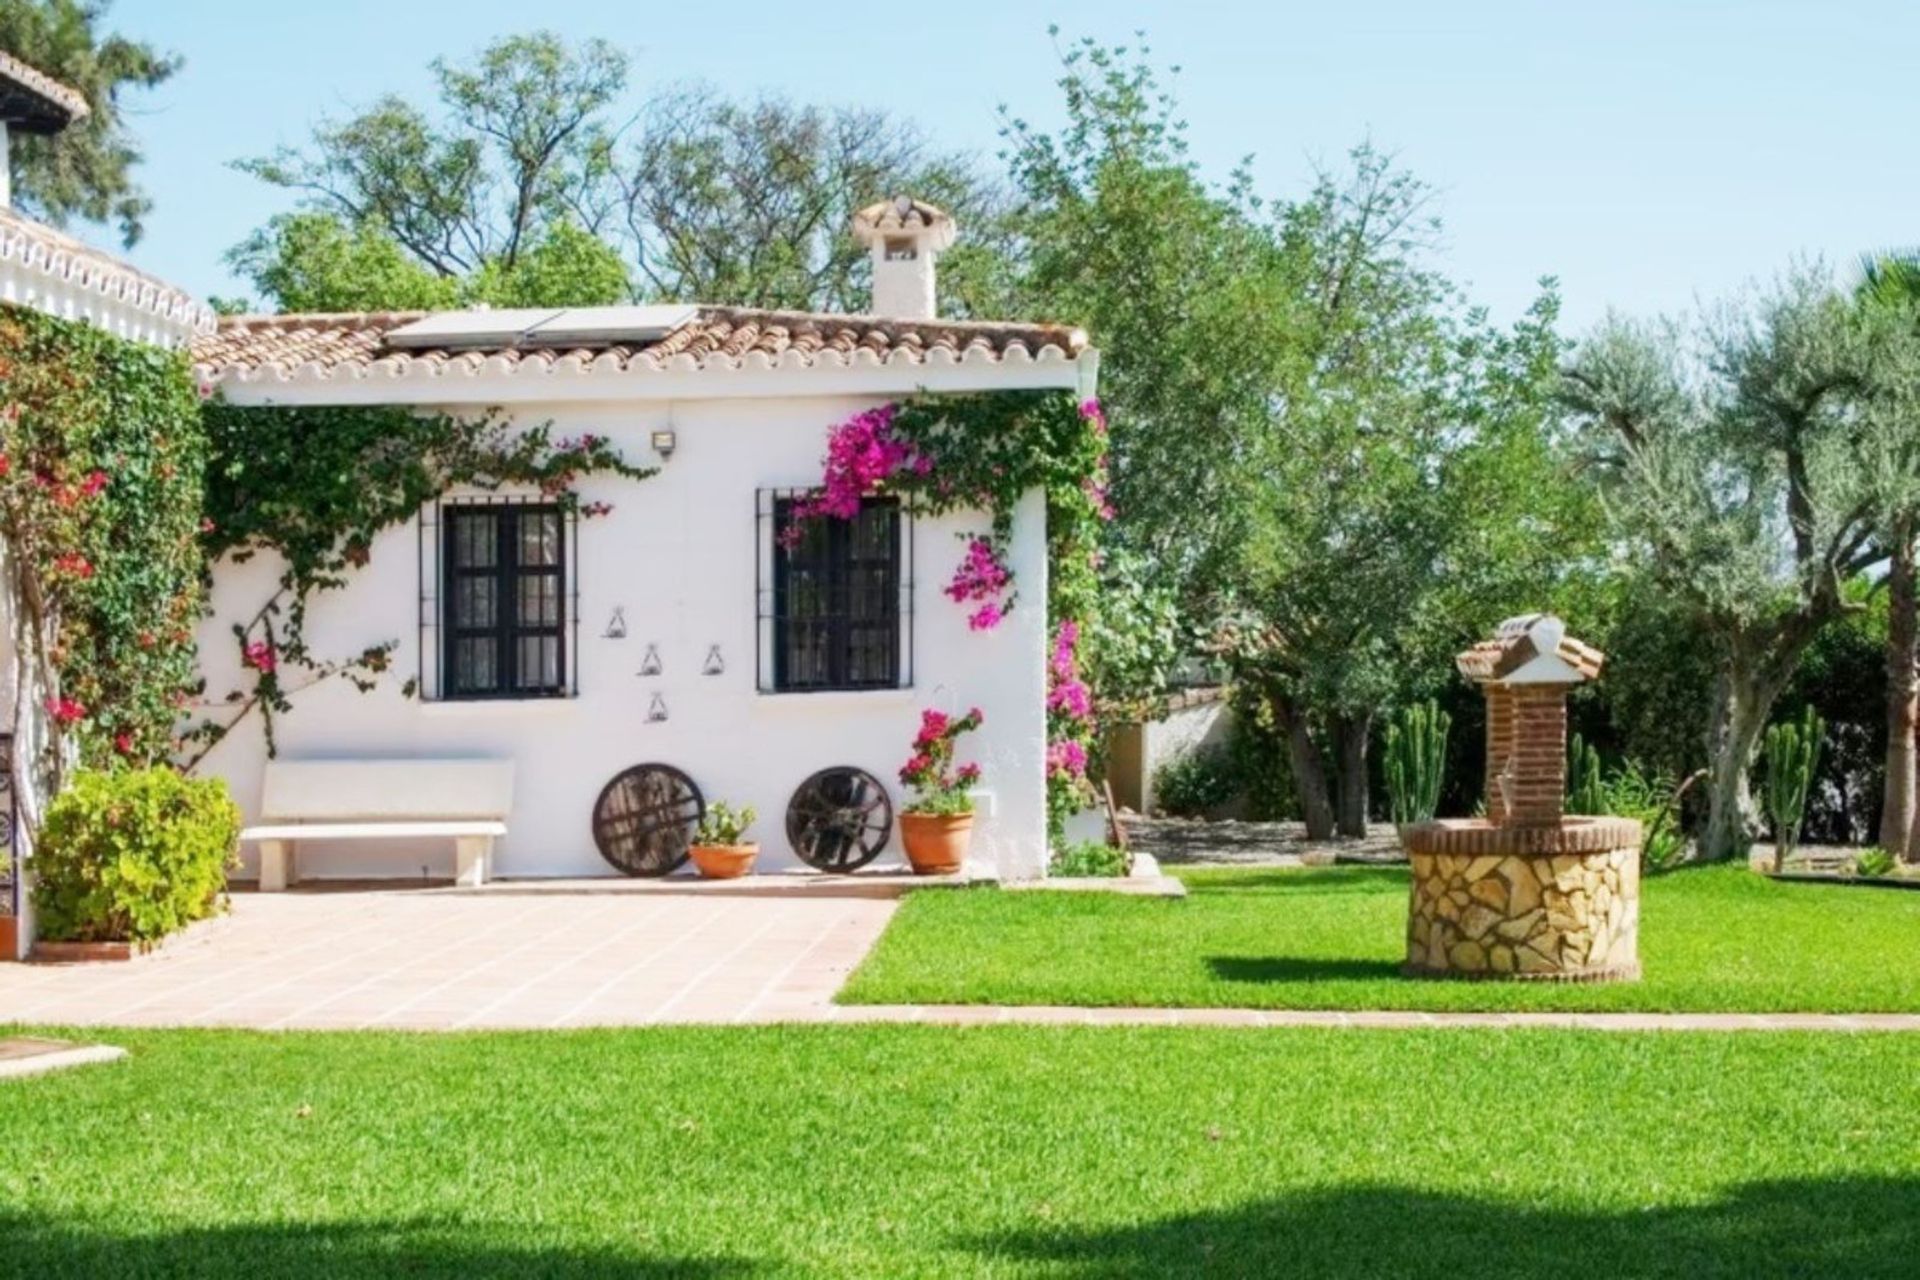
1401, 817, 1643, 982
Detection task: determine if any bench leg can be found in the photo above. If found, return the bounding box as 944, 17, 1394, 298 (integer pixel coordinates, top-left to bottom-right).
455, 835, 492, 888
259, 840, 293, 892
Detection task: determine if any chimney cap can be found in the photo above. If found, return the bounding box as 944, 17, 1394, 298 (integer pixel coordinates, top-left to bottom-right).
0, 50, 89, 135
852, 196, 956, 251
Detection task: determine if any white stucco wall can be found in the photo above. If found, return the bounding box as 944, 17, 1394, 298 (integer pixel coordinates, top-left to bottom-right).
193, 394, 1052, 882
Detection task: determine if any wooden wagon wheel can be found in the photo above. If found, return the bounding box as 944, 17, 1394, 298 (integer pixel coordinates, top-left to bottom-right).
592, 763, 704, 877
786, 767, 893, 873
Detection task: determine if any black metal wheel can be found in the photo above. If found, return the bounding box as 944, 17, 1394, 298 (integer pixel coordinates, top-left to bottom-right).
592, 763, 704, 877
786, 767, 893, 873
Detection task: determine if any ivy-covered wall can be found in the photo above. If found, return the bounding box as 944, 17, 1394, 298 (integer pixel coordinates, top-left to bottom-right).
0, 304, 205, 815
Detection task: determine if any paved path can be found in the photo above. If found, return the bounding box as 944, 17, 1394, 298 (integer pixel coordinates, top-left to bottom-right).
0, 889, 894, 1030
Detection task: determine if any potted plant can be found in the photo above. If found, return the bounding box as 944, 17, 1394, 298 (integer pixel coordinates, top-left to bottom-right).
689, 801, 758, 879
898, 707, 984, 875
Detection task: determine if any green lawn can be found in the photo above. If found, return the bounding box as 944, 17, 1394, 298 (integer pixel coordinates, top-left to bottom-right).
840, 864, 1920, 1013
1, 1025, 1917, 1276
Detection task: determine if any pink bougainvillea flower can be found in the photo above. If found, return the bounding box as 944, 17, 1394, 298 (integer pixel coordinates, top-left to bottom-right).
114, 732, 134, 755
53, 552, 94, 580
43, 695, 85, 726
968, 602, 1003, 631
1048, 677, 1093, 719
1046, 739, 1089, 778
81, 470, 109, 498
242, 639, 276, 674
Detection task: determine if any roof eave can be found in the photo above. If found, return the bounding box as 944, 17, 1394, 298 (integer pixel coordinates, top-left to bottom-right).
199, 346, 1098, 407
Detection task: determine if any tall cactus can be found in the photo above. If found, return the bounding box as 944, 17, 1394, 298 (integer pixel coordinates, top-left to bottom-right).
1385, 700, 1450, 826
1764, 706, 1825, 870
1567, 732, 1607, 815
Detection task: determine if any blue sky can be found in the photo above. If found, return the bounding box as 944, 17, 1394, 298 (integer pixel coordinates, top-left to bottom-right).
97, 0, 1917, 334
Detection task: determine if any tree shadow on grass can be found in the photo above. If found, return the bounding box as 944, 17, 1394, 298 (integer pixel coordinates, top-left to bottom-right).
1205, 956, 1402, 984
963, 1177, 1920, 1279
0, 1213, 757, 1279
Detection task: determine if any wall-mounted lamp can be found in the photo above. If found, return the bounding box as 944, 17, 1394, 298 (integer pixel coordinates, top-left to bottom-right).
650, 429, 677, 460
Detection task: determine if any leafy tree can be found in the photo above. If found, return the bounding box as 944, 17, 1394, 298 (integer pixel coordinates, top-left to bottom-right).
1560, 268, 1893, 861
1856, 251, 1920, 859
0, 0, 178, 245
996, 34, 1285, 584
616, 86, 1003, 313
229, 212, 629, 313
998, 36, 1597, 837
466, 218, 630, 308
235, 31, 627, 277
1226, 154, 1592, 837
231, 34, 1003, 316
227, 212, 458, 313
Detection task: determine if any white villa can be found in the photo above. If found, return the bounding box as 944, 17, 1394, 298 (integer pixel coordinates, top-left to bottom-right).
188, 199, 1099, 886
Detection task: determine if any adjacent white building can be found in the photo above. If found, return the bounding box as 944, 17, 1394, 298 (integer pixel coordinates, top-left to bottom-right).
190, 200, 1099, 884
0, 53, 216, 957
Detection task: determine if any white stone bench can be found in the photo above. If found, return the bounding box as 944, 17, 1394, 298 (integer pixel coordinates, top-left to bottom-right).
240, 759, 514, 890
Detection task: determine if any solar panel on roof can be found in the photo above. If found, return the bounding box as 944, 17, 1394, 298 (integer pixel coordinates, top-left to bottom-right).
385, 309, 564, 349
521, 305, 701, 346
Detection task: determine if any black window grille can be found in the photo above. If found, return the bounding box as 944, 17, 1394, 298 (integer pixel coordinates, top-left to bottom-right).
757, 490, 912, 692
421, 498, 576, 700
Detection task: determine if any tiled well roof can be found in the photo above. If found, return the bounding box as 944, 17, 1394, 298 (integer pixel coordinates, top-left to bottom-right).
0, 50, 89, 133
191, 306, 1090, 384
1456, 630, 1606, 685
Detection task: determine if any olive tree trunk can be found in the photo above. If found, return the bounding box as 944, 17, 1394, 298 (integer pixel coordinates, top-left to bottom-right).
1702, 651, 1796, 864
1269, 691, 1336, 840
1334, 713, 1371, 838
1883, 522, 1917, 859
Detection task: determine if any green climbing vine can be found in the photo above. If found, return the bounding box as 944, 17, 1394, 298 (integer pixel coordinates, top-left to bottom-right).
0, 305, 205, 830
189, 401, 655, 765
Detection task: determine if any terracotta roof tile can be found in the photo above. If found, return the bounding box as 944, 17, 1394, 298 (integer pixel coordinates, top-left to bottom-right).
0, 51, 89, 133
1456, 626, 1606, 685
190, 305, 1090, 385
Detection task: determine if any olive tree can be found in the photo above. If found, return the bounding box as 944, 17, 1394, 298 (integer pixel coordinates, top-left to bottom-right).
1561, 268, 1893, 860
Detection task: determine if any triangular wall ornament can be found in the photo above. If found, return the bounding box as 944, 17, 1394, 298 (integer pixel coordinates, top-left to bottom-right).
702, 644, 725, 676
647, 693, 669, 722
638, 643, 662, 677
603, 607, 627, 640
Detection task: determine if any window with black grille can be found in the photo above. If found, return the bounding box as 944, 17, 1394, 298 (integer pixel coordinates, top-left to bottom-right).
768, 495, 905, 692
441, 503, 568, 699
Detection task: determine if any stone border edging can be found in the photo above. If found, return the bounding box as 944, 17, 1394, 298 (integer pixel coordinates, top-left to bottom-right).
0, 1042, 127, 1079
815, 1005, 1920, 1031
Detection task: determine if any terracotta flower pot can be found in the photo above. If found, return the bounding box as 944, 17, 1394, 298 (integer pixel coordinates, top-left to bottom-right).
900, 811, 974, 876
690, 843, 758, 880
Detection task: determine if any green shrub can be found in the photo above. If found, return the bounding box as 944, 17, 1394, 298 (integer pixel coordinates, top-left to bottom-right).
1049, 840, 1132, 878
33, 768, 242, 944
1851, 847, 1897, 879
1600, 761, 1691, 873
1152, 747, 1237, 817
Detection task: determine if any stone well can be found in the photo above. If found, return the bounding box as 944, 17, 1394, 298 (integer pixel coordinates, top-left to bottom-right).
1400, 615, 1642, 982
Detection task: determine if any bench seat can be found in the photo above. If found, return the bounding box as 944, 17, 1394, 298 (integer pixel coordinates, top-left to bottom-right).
238, 759, 514, 890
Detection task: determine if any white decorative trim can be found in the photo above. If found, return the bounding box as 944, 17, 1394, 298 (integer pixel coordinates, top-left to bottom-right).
0, 211, 215, 348
199, 345, 1095, 406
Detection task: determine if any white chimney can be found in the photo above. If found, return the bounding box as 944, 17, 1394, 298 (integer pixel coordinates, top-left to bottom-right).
852, 196, 956, 320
